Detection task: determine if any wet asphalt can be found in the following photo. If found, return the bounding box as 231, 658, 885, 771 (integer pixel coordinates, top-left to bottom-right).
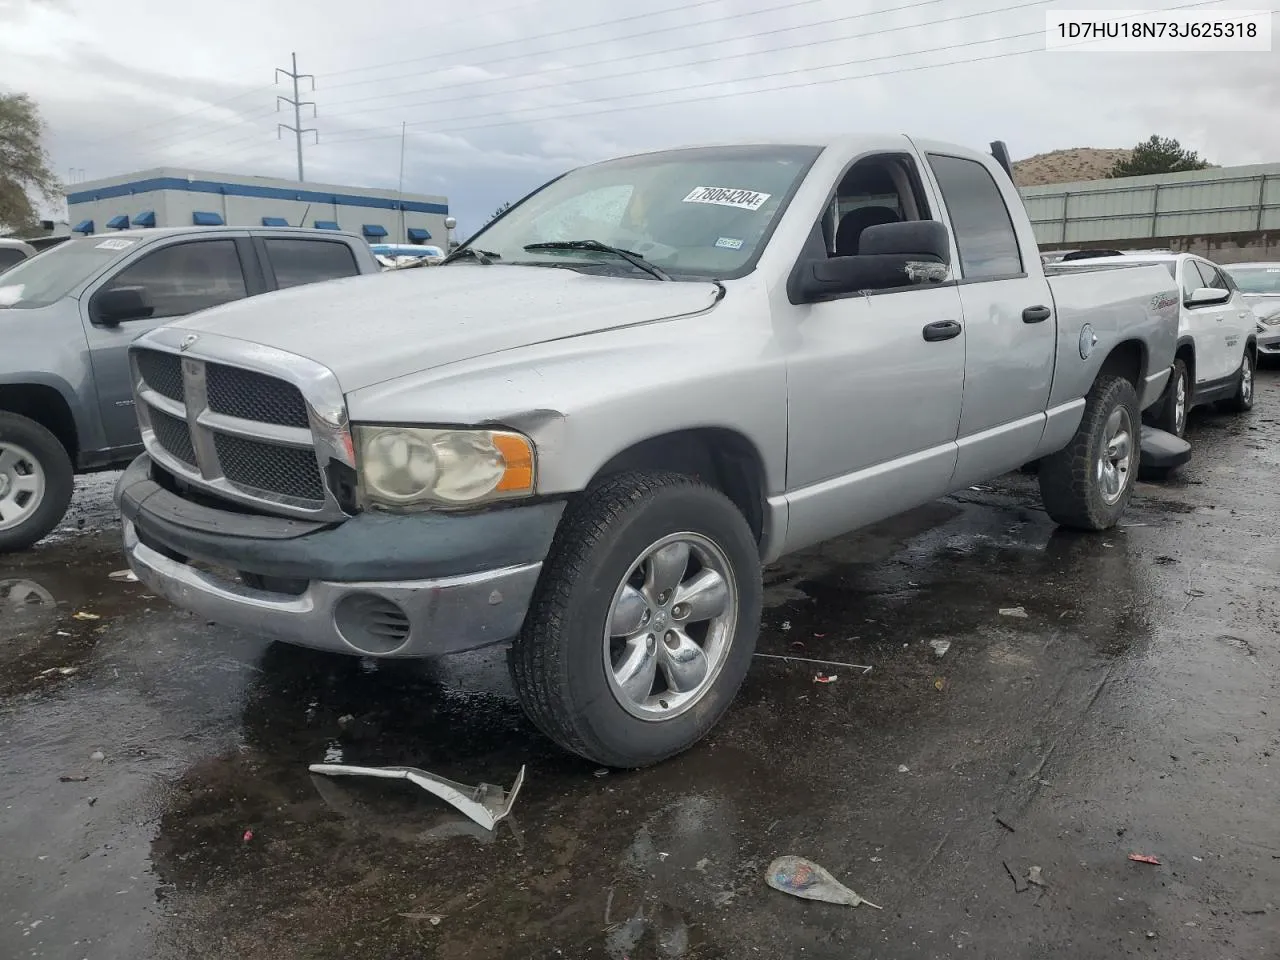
2, 379, 1278, 960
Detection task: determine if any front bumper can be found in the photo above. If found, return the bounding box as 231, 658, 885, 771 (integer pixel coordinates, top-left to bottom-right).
1256, 326, 1280, 355
115, 455, 564, 657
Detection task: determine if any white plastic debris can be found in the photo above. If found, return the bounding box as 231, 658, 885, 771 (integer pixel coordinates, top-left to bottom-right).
897, 764, 910, 773
109, 569, 139, 583
307, 763, 525, 831
90, 750, 105, 762
930, 639, 952, 656
999, 606, 1029, 619
766, 856, 881, 909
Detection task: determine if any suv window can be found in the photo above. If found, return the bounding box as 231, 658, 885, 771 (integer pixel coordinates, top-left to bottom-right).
0, 247, 28, 271
263, 239, 360, 290
102, 239, 247, 319
926, 154, 1022, 280
1195, 260, 1229, 291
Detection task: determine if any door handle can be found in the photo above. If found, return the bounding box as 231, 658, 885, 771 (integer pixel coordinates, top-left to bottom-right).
1022, 305, 1052, 323
922, 320, 962, 342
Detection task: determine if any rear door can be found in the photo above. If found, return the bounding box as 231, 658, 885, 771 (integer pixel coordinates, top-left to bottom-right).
81, 235, 258, 448
1194, 259, 1250, 378
256, 236, 363, 291
922, 151, 1056, 489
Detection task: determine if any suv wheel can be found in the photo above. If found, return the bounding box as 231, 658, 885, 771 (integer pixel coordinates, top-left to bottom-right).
509, 471, 762, 768
1220, 348, 1255, 413
0, 412, 74, 553
1146, 358, 1189, 437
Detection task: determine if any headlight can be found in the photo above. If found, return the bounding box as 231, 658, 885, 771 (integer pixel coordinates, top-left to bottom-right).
355, 426, 534, 509
1259, 313, 1280, 326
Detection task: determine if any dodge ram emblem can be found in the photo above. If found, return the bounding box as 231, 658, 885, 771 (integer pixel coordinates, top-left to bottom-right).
179, 334, 199, 352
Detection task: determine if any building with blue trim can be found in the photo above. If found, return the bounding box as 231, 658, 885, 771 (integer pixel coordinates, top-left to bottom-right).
65, 167, 449, 245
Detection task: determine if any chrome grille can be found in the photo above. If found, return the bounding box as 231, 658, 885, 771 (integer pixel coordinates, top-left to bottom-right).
135, 350, 185, 403
149, 407, 197, 466
207, 363, 310, 428
130, 336, 349, 520
214, 433, 326, 501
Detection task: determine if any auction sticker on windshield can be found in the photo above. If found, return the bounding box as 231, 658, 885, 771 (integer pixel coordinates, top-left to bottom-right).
682, 187, 771, 211
95, 238, 137, 250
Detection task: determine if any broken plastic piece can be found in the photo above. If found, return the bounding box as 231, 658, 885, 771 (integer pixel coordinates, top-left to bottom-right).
243, 829, 254, 842
1128, 853, 1161, 865
930, 639, 951, 656
999, 606, 1028, 618
1028, 865, 1047, 888
813, 673, 838, 683
73, 611, 101, 621
109, 569, 139, 583
308, 762, 526, 831
766, 856, 881, 909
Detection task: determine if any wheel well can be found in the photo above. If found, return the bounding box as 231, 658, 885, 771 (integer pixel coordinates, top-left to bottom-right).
1174, 341, 1195, 385
0, 385, 78, 461
1098, 339, 1145, 391
590, 429, 767, 545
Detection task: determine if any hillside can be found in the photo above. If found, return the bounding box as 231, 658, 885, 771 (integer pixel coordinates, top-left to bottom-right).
1012, 147, 1132, 187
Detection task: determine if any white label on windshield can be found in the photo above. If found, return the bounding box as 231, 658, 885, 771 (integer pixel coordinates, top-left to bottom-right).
715, 237, 744, 250
95, 238, 137, 250
682, 186, 771, 211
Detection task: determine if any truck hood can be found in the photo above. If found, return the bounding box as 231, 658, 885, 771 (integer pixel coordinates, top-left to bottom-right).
168, 265, 722, 391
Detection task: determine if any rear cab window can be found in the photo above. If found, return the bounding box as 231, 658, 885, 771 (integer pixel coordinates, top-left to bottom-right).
925, 154, 1023, 280
262, 238, 360, 290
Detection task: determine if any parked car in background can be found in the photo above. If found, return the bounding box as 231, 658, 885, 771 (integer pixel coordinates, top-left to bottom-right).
1220, 262, 1280, 361
115, 135, 1180, 767
0, 226, 380, 552
1058, 251, 1257, 437
0, 238, 37, 273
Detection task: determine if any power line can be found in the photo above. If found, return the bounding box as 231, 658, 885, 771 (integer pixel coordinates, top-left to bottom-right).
317, 0, 1241, 146
71, 82, 276, 148
319, 0, 1047, 122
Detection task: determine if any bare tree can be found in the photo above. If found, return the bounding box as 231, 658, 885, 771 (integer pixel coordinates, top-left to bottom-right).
0, 93, 60, 235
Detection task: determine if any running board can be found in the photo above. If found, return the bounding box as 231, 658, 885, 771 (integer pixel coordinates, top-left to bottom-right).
1139, 425, 1191, 479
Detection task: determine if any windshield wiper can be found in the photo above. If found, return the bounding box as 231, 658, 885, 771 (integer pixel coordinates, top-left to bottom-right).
523, 240, 670, 280
442, 247, 500, 265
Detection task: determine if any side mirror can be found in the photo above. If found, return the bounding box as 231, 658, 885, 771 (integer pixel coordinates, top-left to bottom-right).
92, 285, 154, 326
793, 220, 952, 303
1186, 286, 1231, 307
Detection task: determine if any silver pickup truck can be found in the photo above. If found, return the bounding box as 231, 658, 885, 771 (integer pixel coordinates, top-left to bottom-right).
114, 135, 1181, 767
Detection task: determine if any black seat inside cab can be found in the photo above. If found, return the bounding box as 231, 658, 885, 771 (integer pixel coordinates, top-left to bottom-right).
834, 205, 901, 257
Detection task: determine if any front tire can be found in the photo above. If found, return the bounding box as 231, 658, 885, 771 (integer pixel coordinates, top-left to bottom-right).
0, 412, 74, 553
1038, 375, 1140, 531
1146, 358, 1189, 438
509, 472, 762, 768
1220, 348, 1255, 413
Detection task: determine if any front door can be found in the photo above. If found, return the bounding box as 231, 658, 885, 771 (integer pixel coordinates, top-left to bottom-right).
1194, 258, 1250, 380
922, 152, 1056, 489
782, 152, 966, 554
1181, 258, 1228, 385
80, 237, 255, 449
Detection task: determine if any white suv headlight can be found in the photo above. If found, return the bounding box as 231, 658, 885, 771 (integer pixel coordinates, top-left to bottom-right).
355, 426, 535, 509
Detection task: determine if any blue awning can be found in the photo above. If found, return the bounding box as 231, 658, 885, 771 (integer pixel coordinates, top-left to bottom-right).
361, 223, 388, 238
261, 216, 289, 227
133, 210, 156, 228
406, 227, 432, 242
192, 211, 224, 226
106, 214, 130, 230
72, 219, 94, 234
314, 220, 340, 231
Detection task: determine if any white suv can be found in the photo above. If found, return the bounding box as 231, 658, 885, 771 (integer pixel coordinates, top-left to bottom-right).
1064, 252, 1256, 437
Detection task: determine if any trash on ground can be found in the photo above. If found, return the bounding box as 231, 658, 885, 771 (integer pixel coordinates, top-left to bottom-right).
308, 762, 526, 831
108, 569, 139, 583
39, 666, 79, 677
933, 677, 948, 691
813, 673, 838, 683
930, 639, 951, 657
995, 815, 1016, 833
399, 912, 444, 924
59, 775, 89, 783
1028, 865, 1047, 888
766, 856, 881, 909
73, 611, 102, 621
1004, 860, 1029, 893
999, 606, 1028, 619
897, 764, 910, 773
780, 620, 792, 631
1128, 853, 1161, 865
242, 829, 254, 842
89, 750, 105, 762
754, 653, 872, 675
593, 768, 609, 778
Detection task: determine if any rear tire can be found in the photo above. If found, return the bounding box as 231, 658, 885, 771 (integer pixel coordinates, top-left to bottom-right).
509, 471, 762, 768
1220, 348, 1255, 414
1038, 375, 1140, 531
1145, 358, 1189, 438
0, 412, 74, 553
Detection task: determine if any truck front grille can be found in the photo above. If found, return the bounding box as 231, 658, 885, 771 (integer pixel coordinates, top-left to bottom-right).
206, 363, 310, 428
132, 346, 336, 514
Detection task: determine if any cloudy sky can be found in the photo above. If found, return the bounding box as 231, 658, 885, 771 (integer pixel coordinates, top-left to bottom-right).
2, 0, 1276, 235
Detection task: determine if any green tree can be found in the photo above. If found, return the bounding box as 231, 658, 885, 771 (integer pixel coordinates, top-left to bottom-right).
1108, 136, 1210, 178
0, 93, 60, 236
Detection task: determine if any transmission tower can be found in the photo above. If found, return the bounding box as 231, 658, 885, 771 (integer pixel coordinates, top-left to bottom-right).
275, 52, 317, 182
